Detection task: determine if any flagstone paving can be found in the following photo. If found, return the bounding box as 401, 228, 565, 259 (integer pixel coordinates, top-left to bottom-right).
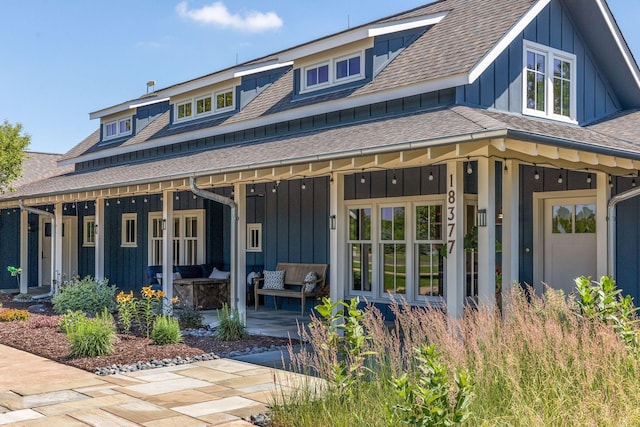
0, 343, 316, 426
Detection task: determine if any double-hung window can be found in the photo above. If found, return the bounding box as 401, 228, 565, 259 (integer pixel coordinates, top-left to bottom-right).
523, 41, 576, 122
83, 216, 96, 247
414, 204, 444, 297
349, 207, 372, 293
121, 213, 137, 248
335, 53, 362, 82
305, 63, 330, 89
148, 210, 204, 265
380, 206, 406, 295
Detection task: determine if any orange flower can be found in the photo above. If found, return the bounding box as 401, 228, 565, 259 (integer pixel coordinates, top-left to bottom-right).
141, 286, 154, 298
156, 290, 166, 299
171, 296, 179, 304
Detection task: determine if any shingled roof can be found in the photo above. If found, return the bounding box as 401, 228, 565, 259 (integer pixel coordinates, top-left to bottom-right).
61, 0, 538, 163
8, 152, 74, 191
5, 104, 640, 202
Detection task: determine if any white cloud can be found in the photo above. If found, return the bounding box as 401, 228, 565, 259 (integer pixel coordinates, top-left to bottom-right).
176, 1, 283, 33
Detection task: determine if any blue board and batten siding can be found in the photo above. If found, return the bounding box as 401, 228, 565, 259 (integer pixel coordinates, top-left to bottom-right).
0, 210, 20, 289
458, 0, 620, 124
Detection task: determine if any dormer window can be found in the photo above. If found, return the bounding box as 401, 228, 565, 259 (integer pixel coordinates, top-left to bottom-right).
103, 117, 132, 140
301, 51, 364, 93
174, 87, 235, 123
523, 41, 576, 123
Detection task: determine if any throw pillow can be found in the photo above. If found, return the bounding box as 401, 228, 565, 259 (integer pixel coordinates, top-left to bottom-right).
173, 272, 182, 280
303, 271, 318, 292
262, 270, 285, 290
209, 267, 231, 280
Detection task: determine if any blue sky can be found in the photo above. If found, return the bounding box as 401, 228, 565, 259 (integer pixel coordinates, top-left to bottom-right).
0, 0, 638, 154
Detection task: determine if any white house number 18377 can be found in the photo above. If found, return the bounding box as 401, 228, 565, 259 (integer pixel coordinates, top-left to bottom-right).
447, 174, 456, 254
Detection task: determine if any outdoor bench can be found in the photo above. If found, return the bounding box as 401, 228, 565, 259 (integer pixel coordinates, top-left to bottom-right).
254, 262, 328, 315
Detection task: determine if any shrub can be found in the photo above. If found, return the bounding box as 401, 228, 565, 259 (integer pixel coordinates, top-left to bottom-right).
216, 303, 247, 341
29, 315, 61, 329
151, 315, 183, 345
177, 308, 204, 329
58, 310, 88, 334
67, 309, 116, 358
0, 308, 29, 322
52, 276, 116, 316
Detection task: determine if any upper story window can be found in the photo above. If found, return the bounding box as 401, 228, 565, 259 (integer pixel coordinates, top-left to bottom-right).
523, 41, 576, 123
301, 51, 364, 94
103, 117, 132, 140
174, 87, 235, 123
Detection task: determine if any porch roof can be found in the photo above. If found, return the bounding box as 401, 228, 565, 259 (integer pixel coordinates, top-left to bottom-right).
4, 105, 640, 206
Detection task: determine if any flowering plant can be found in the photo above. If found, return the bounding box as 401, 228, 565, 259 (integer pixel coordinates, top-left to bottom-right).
116, 291, 136, 335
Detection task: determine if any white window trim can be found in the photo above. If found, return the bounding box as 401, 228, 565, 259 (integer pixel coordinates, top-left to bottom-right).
347, 205, 373, 297
214, 88, 236, 113
412, 201, 445, 302
121, 213, 137, 248
301, 50, 365, 94
148, 210, 205, 265
103, 116, 133, 141
345, 195, 445, 304
334, 51, 365, 84
246, 223, 262, 252
522, 40, 577, 124
173, 87, 236, 124
83, 216, 96, 247
175, 100, 194, 122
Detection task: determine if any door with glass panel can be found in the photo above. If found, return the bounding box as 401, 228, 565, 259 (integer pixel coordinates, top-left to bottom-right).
149, 211, 204, 266
414, 204, 444, 300
380, 206, 406, 295
543, 197, 597, 294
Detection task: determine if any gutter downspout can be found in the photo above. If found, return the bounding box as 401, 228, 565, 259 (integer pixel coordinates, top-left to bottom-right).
189, 177, 242, 322
607, 186, 640, 278
18, 200, 56, 299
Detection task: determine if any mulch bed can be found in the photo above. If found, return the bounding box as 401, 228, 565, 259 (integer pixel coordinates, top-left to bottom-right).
0, 293, 295, 373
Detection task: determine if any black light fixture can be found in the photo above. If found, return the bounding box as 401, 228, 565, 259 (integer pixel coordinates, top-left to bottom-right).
301, 177, 306, 190
272, 183, 278, 193
106, 200, 110, 206
586, 173, 592, 184
131, 198, 136, 204
503, 161, 508, 175
175, 194, 180, 200
534, 164, 540, 180
391, 171, 397, 185
428, 170, 434, 181
117, 199, 121, 205
250, 182, 255, 193
144, 197, 148, 203
84, 202, 88, 209
466, 158, 473, 175
557, 170, 563, 184
477, 209, 487, 227
360, 170, 366, 184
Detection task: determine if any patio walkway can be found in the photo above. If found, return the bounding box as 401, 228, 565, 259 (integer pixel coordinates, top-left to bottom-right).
0, 342, 319, 426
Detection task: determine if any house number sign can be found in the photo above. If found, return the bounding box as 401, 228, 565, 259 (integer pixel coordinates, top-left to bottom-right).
447, 174, 456, 254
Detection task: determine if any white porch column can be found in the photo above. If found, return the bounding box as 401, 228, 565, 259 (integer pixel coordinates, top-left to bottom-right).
446, 161, 465, 318
330, 173, 346, 304
501, 160, 520, 300
235, 183, 247, 323
477, 158, 496, 309
94, 198, 105, 281
19, 209, 29, 293
54, 203, 63, 285
596, 172, 610, 280
162, 190, 175, 311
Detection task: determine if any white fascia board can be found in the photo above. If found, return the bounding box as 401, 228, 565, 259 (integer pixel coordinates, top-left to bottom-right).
367, 11, 449, 37
129, 97, 170, 109
233, 61, 294, 78
468, 0, 552, 84
595, 0, 640, 89
61, 73, 468, 166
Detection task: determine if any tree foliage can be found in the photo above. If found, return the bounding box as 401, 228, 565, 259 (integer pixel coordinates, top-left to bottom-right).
0, 120, 30, 193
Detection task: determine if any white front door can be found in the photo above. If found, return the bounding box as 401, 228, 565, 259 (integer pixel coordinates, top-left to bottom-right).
543, 197, 597, 294
40, 217, 78, 285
